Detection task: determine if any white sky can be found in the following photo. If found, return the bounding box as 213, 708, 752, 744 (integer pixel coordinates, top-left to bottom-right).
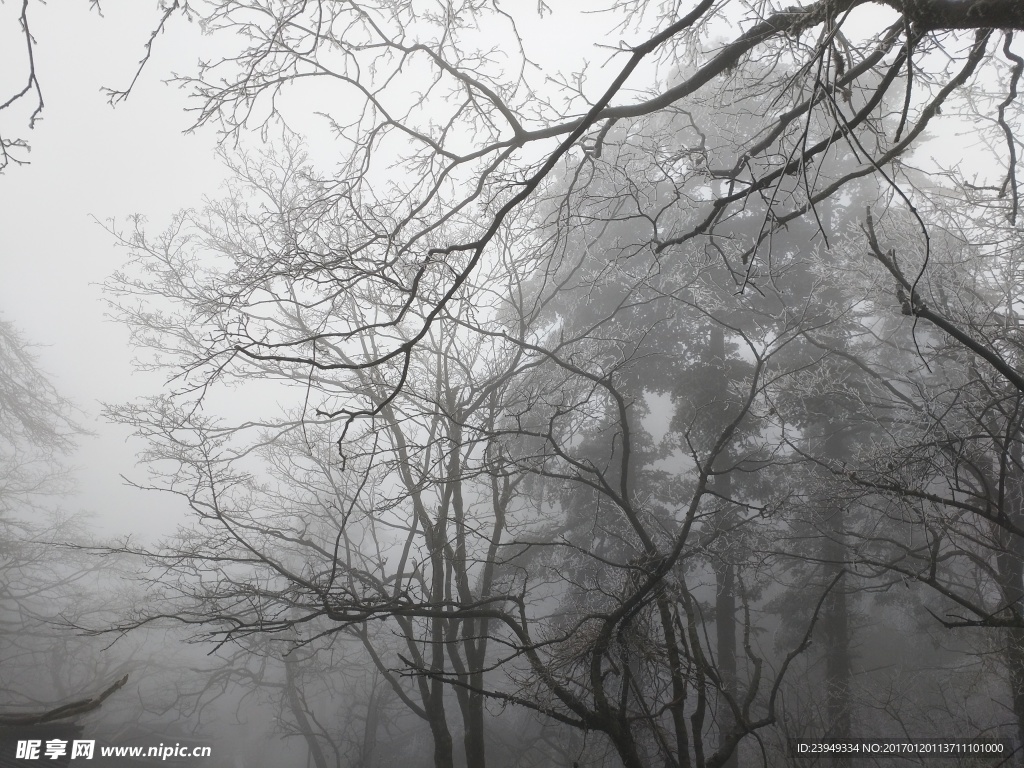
0, 0, 988, 542
0, 4, 225, 538
1, 2, 1009, 757
0, 1, 643, 541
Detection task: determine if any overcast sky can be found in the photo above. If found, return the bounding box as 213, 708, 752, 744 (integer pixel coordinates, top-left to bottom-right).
0, 0, 933, 542
0, 1, 637, 541
0, 4, 226, 538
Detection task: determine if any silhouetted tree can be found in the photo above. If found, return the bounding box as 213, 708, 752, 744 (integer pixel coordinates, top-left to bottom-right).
98, 2, 1024, 765
0, 317, 128, 725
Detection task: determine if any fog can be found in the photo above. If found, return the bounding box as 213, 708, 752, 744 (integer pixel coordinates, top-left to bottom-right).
2, 2, 1023, 767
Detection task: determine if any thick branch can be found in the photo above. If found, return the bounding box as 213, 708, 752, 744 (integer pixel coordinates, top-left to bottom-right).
0, 674, 129, 726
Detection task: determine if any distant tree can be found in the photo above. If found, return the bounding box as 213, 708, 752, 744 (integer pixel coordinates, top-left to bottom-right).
0, 317, 80, 501
99, 1, 1024, 765
102, 144, 534, 768
106, 128, 894, 767
61, 0, 1017, 422
0, 317, 129, 724
831, 190, 1024, 747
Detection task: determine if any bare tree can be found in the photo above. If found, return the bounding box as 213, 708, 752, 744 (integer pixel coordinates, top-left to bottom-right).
104, 134, 862, 768
102, 144, 533, 767
80, 0, 1021, 431
0, 317, 81, 497
825, 195, 1024, 748
0, 318, 131, 724
0, 0, 190, 174
95, 2, 1024, 765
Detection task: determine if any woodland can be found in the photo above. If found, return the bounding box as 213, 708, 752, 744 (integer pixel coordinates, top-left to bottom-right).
3, 1, 1024, 766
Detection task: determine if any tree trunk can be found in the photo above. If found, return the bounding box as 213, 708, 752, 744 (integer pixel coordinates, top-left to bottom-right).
713, 519, 737, 768
426, 610, 456, 768
821, 532, 851, 768
426, 691, 455, 768
458, 689, 486, 768
1005, 627, 1024, 755
999, 442, 1024, 752
658, 594, 692, 767
360, 682, 383, 768
710, 326, 738, 768
821, 430, 851, 766
283, 654, 330, 768
607, 718, 653, 768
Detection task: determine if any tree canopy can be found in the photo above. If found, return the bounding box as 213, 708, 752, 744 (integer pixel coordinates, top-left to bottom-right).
7, 1, 1024, 765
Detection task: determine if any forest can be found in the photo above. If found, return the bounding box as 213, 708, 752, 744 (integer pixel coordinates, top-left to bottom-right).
3, 1, 1024, 766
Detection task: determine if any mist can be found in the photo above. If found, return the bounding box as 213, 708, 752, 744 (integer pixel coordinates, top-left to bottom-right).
2, 2, 1023, 767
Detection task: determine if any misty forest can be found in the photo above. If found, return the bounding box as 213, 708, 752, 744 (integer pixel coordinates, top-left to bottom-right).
5, 1, 1024, 766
